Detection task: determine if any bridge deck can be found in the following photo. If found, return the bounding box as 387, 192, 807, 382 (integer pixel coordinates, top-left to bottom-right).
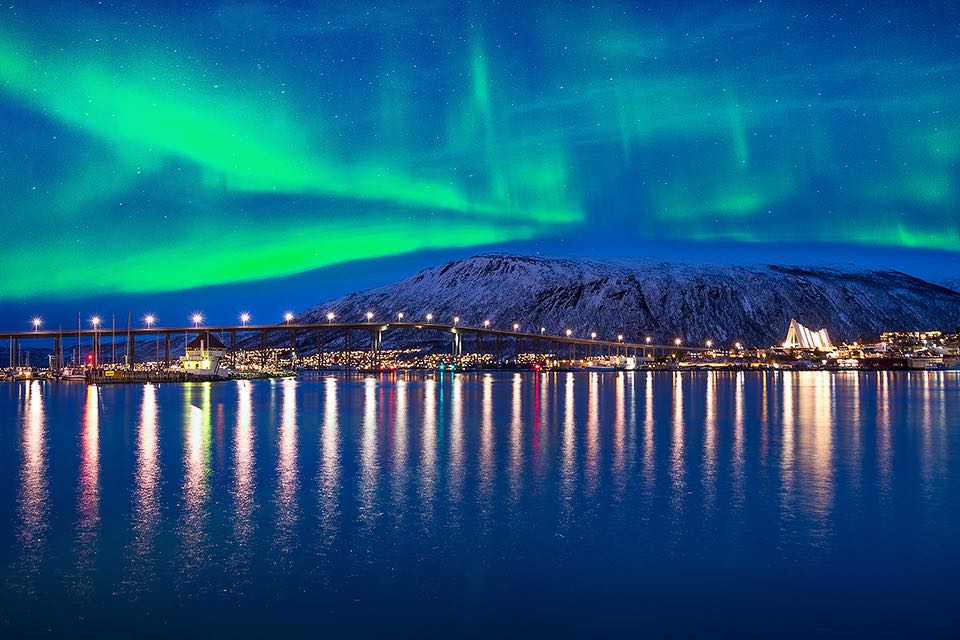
1, 321, 698, 352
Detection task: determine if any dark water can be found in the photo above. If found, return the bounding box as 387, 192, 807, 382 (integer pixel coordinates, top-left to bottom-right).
1, 372, 958, 637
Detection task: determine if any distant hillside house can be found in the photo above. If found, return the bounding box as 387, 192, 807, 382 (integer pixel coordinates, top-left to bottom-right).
783, 319, 834, 351
180, 333, 228, 376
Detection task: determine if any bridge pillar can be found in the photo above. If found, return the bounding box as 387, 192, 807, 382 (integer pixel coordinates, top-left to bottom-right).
128, 334, 136, 371
371, 329, 381, 369
316, 330, 324, 369
290, 329, 298, 369
345, 329, 352, 371
231, 330, 237, 369
164, 334, 171, 367
260, 331, 267, 370
451, 331, 462, 358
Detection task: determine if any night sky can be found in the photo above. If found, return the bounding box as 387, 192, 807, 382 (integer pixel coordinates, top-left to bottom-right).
2, 1, 959, 326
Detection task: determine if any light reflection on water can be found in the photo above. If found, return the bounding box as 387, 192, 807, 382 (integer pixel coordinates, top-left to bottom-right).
316, 376, 340, 549
419, 377, 437, 527
509, 373, 523, 504
275, 378, 299, 555
232, 380, 256, 574
390, 379, 408, 524
126, 383, 160, 593
448, 375, 464, 515
2, 371, 959, 636
179, 383, 211, 586
73, 385, 100, 595
13, 381, 48, 592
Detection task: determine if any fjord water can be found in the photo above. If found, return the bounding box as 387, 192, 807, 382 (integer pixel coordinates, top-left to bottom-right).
1, 372, 958, 636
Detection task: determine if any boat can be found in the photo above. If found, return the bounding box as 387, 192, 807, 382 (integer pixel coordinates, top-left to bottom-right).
60, 367, 88, 382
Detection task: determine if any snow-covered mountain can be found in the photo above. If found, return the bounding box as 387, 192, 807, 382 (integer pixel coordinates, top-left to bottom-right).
940, 277, 960, 293
287, 253, 960, 348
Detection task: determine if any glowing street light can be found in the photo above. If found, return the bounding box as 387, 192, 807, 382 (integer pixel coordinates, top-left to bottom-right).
590, 332, 597, 340
735, 342, 742, 350
240, 312, 250, 326
89, 316, 101, 368
453, 316, 460, 325
483, 320, 490, 328
674, 338, 682, 346
191, 313, 203, 327
31, 317, 42, 331
617, 334, 624, 342
284, 312, 295, 324
540, 327, 546, 334
146, 314, 159, 367
513, 323, 520, 331
365, 311, 374, 321
327, 312, 335, 323
426, 313, 433, 322
397, 312, 404, 321
706, 340, 713, 348
645, 336, 652, 344
565, 329, 572, 337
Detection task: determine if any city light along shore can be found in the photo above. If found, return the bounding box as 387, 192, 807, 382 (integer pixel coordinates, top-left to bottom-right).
4, 315, 958, 383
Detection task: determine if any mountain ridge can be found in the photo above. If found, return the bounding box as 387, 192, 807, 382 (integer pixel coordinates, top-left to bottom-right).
289, 253, 960, 348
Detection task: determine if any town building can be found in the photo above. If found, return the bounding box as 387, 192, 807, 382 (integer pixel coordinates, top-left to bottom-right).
180, 333, 228, 376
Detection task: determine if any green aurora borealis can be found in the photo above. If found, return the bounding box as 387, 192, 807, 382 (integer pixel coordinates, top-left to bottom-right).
1, 1, 959, 300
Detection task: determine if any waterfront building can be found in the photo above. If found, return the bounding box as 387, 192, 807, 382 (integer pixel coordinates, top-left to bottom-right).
180, 333, 228, 376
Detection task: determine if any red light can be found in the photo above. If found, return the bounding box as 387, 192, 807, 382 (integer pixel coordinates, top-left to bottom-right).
86, 354, 93, 360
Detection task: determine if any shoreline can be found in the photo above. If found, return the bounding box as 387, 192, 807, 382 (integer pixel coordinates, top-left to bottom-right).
5, 365, 958, 384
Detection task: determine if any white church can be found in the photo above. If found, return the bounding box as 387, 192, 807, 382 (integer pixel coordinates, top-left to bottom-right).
783, 319, 834, 351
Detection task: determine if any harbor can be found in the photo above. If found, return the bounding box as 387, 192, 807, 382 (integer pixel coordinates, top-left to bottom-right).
4, 316, 959, 383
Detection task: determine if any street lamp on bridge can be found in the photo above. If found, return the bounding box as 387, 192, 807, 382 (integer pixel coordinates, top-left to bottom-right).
365, 311, 374, 322
240, 312, 250, 326
513, 323, 520, 331
617, 334, 624, 342
90, 316, 101, 368
397, 312, 404, 321
590, 332, 597, 340
145, 315, 158, 369
327, 312, 335, 323
31, 317, 42, 331
674, 338, 682, 346
284, 312, 295, 325
483, 320, 490, 328
191, 313, 203, 328
565, 329, 572, 337
426, 313, 433, 322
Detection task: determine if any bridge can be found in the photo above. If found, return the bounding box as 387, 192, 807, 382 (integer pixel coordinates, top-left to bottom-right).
2, 320, 701, 370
